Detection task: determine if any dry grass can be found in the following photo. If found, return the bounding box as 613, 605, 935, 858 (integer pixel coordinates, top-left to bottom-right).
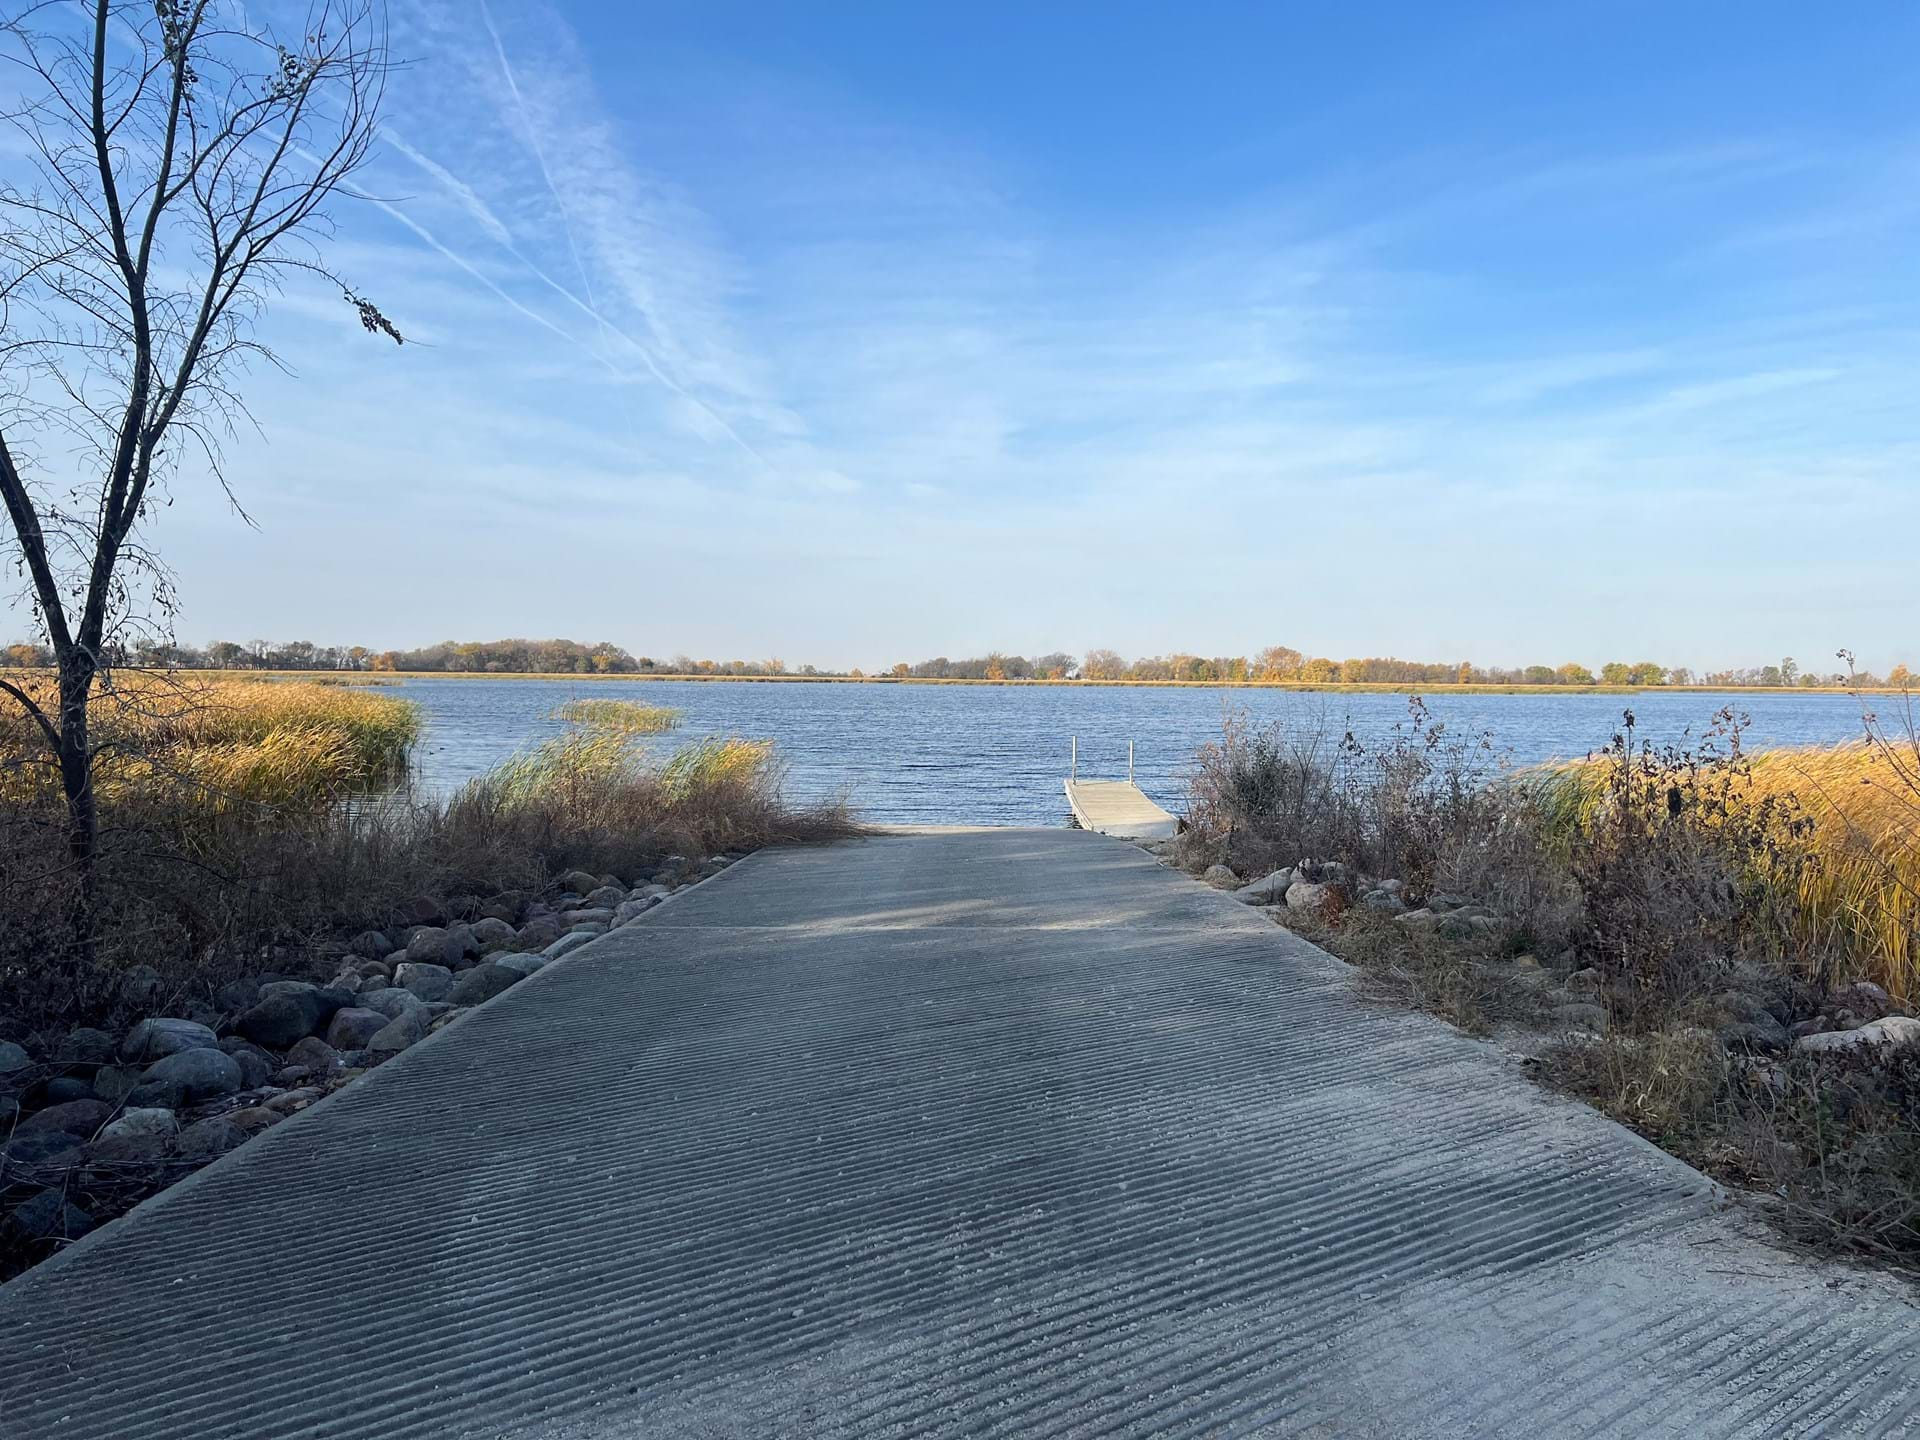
1287, 908, 1548, 1036
1193, 700, 1920, 1270
0, 681, 858, 1028
0, 672, 419, 811
1538, 1028, 1920, 1267
1538, 741, 1919, 1002
552, 698, 679, 733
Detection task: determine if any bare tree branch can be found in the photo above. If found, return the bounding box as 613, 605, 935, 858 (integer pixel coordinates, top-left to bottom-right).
0, 0, 397, 899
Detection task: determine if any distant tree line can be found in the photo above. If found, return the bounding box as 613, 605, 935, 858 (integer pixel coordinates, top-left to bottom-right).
886, 649, 1901, 688
0, 639, 1906, 689
0, 638, 803, 676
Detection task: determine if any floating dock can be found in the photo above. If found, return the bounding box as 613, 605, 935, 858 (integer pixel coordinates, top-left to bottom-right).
1063, 778, 1180, 839
1063, 738, 1180, 839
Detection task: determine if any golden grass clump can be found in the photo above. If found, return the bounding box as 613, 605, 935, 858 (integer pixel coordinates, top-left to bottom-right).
0, 671, 419, 810
1746, 744, 1920, 1002
1538, 741, 1919, 1002
552, 698, 680, 733
450, 728, 820, 863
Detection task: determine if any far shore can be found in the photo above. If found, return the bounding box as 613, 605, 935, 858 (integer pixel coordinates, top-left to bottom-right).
113, 669, 1914, 696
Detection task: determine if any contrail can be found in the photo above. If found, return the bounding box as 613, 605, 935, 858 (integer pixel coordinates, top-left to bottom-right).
475, 0, 612, 359
469, 0, 773, 472
369, 196, 582, 349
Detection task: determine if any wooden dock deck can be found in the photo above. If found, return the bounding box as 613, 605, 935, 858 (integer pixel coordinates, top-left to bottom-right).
1063, 777, 1180, 839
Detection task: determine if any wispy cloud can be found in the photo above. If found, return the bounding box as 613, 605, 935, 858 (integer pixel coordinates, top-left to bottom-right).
14, 0, 1911, 671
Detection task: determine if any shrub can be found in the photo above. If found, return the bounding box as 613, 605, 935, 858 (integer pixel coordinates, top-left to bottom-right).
1186, 698, 1507, 901
0, 686, 855, 1028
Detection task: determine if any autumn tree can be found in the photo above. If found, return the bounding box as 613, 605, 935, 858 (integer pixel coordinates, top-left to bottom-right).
1251, 646, 1301, 681
0, 1, 397, 895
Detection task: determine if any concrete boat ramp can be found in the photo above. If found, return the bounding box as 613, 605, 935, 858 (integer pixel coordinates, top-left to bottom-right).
0, 830, 1915, 1438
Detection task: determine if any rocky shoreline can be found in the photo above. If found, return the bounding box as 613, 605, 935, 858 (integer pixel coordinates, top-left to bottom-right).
1168, 843, 1920, 1058
0, 853, 744, 1275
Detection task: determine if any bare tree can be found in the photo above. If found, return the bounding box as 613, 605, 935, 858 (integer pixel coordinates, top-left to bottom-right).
0, 1, 398, 903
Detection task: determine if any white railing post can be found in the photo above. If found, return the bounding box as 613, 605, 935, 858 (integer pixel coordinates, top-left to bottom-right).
1128, 740, 1134, 785
1071, 735, 1077, 780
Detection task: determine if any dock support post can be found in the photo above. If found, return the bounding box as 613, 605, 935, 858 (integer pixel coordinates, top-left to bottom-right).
1071, 736, 1078, 780
1128, 740, 1134, 785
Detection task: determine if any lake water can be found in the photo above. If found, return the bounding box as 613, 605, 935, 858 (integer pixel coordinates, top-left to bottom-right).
386, 679, 1879, 827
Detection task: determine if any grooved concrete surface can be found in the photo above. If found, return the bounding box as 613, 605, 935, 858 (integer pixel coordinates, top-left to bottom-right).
1, 830, 1916, 1438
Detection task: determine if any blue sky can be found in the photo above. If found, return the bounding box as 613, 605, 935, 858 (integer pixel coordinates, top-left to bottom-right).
44, 1, 1920, 670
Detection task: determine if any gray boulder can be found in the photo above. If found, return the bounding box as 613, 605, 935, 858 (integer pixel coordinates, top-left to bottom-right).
42, 1077, 91, 1105
53, 1028, 116, 1068
613, 896, 659, 924
214, 978, 261, 1013
349, 929, 394, 960
325, 1007, 388, 1050
120, 1017, 218, 1064
143, 1046, 244, 1103
1, 1131, 85, 1170
542, 931, 597, 962
1795, 1016, 1920, 1056
225, 1106, 281, 1136
285, 1036, 342, 1075
262, 1087, 323, 1115
394, 962, 455, 1001
1361, 889, 1408, 915
236, 994, 325, 1049
5, 1188, 94, 1241
19, 1099, 112, 1137
491, 953, 547, 978
176, 1116, 249, 1160
560, 870, 599, 896
1200, 864, 1239, 888
368, 1007, 430, 1060
91, 1065, 140, 1103
359, 988, 427, 1021
405, 924, 478, 966
448, 963, 521, 1006
515, 916, 565, 951
1720, 1017, 1790, 1053
98, 1107, 178, 1142
1234, 869, 1296, 905
585, 884, 627, 909
0, 1040, 29, 1076
1284, 880, 1332, 914
469, 917, 517, 951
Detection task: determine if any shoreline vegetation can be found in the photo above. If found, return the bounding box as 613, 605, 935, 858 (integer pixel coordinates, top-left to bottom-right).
1169, 699, 1920, 1271
0, 675, 853, 1279
7, 666, 1914, 697
6, 638, 1910, 691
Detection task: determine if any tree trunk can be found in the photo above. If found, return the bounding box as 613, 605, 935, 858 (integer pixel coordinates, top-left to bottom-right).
57, 655, 96, 936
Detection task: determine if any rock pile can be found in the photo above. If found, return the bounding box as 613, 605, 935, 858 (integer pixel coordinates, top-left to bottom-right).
0, 853, 742, 1271
1174, 844, 1919, 1057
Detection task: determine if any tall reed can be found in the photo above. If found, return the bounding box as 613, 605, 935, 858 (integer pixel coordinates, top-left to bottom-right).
552, 698, 679, 733
1536, 740, 1918, 1000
